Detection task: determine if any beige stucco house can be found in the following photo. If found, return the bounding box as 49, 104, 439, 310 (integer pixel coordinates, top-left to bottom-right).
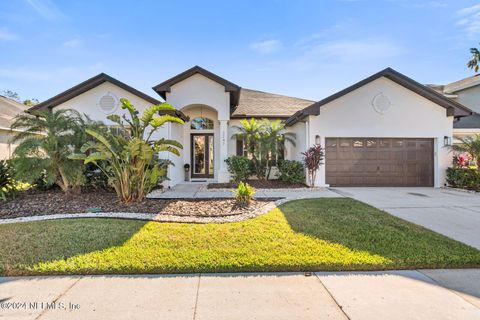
30, 66, 471, 188
0, 96, 27, 159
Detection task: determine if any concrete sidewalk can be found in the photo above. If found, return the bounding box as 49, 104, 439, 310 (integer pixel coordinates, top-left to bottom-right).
1, 270, 479, 319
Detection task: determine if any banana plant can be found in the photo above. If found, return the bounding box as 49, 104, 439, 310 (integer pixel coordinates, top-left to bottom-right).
71, 98, 184, 202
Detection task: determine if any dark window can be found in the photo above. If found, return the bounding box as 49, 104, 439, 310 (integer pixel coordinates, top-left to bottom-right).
353, 139, 364, 148
235, 138, 285, 165
366, 139, 377, 147
236, 138, 244, 156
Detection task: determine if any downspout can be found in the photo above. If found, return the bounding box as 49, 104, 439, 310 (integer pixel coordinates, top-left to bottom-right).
305, 117, 310, 148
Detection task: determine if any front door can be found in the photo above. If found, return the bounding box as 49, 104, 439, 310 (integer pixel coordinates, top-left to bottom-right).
191, 134, 214, 179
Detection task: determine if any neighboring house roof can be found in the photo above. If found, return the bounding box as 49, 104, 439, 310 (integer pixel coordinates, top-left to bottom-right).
285, 67, 472, 126
232, 88, 315, 118
453, 113, 480, 129
443, 74, 480, 94
425, 84, 458, 98
0, 95, 27, 131
153, 65, 241, 108
29, 73, 162, 112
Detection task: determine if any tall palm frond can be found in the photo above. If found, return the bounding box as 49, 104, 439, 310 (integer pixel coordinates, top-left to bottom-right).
467, 46, 480, 73
10, 109, 93, 193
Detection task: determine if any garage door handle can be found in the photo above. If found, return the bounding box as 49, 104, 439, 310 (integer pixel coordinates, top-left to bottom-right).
377, 166, 380, 171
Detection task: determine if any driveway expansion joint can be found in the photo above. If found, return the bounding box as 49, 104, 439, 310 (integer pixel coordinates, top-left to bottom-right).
35, 276, 83, 320
192, 274, 201, 320
313, 273, 351, 320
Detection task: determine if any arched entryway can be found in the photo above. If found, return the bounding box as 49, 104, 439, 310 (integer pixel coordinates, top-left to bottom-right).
181, 105, 218, 180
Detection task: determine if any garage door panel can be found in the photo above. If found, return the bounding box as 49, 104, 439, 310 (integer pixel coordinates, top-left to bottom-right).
364, 164, 378, 172
364, 151, 378, 160
406, 151, 417, 160
391, 151, 405, 160
325, 138, 433, 187
351, 164, 365, 172
377, 151, 390, 160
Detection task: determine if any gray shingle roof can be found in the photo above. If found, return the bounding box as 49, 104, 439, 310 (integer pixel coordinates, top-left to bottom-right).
232, 88, 315, 118
453, 113, 480, 129
0, 96, 27, 130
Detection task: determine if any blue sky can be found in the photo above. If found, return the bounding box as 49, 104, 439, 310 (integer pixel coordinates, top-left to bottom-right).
1, 0, 480, 102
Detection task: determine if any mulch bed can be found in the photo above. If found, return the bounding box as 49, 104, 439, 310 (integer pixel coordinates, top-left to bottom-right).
208, 180, 307, 189
0, 190, 270, 219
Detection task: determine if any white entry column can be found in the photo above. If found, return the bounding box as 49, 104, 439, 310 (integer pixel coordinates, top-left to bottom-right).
218, 119, 230, 182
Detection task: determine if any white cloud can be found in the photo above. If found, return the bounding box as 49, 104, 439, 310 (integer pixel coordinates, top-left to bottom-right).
63, 38, 81, 48
303, 39, 405, 61
25, 0, 66, 20
456, 4, 480, 39
458, 4, 480, 16
250, 39, 282, 54
0, 28, 17, 41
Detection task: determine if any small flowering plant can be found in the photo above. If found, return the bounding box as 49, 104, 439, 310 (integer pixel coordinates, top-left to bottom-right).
453, 153, 474, 168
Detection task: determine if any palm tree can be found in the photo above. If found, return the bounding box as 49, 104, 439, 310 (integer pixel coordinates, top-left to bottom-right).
72, 98, 184, 202
231, 118, 296, 180
231, 118, 265, 178
231, 118, 262, 155
10, 109, 88, 194
467, 46, 480, 72
450, 134, 480, 168
261, 119, 296, 180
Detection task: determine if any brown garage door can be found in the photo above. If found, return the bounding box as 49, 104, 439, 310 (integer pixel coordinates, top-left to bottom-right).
325, 138, 434, 187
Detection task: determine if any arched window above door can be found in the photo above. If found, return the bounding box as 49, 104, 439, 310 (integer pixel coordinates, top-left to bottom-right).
191, 117, 214, 130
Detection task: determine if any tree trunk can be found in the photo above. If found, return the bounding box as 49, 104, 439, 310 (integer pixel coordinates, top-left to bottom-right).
56, 168, 69, 194
266, 158, 272, 181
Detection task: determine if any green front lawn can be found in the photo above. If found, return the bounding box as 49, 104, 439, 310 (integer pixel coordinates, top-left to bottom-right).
1, 198, 479, 275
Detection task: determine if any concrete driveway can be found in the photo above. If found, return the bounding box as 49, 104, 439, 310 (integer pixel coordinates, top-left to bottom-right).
332, 187, 480, 249
1, 270, 479, 320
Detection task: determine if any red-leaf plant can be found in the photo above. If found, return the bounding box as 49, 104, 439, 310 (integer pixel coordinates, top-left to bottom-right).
302, 144, 324, 187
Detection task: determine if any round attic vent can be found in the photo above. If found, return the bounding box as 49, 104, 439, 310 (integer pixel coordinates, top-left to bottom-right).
372, 93, 391, 114
98, 92, 118, 114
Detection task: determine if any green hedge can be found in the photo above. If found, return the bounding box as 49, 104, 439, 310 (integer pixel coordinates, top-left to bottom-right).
225, 156, 251, 183
446, 167, 480, 190
277, 160, 305, 184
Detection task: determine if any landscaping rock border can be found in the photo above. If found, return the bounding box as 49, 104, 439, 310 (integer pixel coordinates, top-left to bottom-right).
0, 196, 321, 225
0, 200, 279, 225
443, 186, 480, 194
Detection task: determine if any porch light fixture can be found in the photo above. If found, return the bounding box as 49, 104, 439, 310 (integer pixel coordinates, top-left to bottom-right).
443, 136, 451, 147
315, 135, 321, 145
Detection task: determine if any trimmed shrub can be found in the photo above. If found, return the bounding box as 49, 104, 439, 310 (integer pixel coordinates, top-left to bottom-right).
446, 167, 480, 190
233, 181, 255, 205
277, 160, 305, 184
225, 156, 251, 183
0, 160, 18, 201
